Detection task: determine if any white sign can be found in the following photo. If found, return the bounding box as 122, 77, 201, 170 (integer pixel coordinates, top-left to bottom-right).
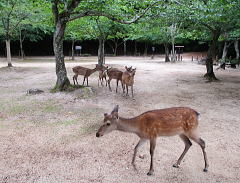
75, 46, 82, 50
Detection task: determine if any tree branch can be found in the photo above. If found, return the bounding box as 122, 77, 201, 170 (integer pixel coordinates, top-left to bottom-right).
69, 1, 161, 23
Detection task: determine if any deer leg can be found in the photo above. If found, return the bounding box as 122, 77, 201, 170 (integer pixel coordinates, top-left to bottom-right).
173, 134, 192, 168
132, 139, 147, 170
131, 85, 134, 98
126, 86, 129, 96
116, 79, 119, 93
83, 76, 86, 86
147, 138, 156, 176
121, 81, 124, 93
87, 77, 89, 86
73, 76, 75, 85
74, 75, 79, 85
105, 76, 107, 87
108, 79, 112, 91
122, 84, 125, 94
188, 133, 209, 172
98, 76, 100, 86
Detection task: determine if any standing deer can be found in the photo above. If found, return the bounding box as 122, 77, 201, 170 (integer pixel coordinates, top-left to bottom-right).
72, 64, 101, 86
106, 68, 123, 93
122, 66, 136, 98
96, 105, 209, 176
98, 66, 108, 87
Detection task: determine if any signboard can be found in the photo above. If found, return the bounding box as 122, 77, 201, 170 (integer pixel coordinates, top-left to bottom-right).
75, 46, 82, 50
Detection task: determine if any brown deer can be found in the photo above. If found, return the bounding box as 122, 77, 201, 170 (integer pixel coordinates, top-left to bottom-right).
122, 66, 136, 98
106, 68, 123, 93
96, 105, 209, 176
98, 66, 108, 87
72, 64, 101, 86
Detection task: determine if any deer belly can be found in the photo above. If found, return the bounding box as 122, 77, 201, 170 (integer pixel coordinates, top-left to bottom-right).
156, 127, 184, 136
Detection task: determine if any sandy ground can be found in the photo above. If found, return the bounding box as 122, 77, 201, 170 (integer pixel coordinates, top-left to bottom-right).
0, 54, 239, 183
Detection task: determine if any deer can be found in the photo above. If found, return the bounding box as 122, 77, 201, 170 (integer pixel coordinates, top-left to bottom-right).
106, 68, 123, 93
122, 66, 136, 98
98, 66, 108, 87
72, 64, 102, 86
96, 105, 209, 176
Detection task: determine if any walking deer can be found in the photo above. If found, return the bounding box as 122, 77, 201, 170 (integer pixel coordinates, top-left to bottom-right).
122, 66, 136, 98
106, 68, 123, 93
96, 105, 209, 176
98, 66, 108, 87
72, 64, 101, 86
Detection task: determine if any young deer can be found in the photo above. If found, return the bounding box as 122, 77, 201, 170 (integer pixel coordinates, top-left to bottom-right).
96, 105, 209, 176
106, 68, 123, 93
122, 66, 136, 98
98, 66, 108, 87
72, 64, 101, 86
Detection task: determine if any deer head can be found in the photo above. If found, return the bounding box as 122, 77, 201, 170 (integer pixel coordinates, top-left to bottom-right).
96, 105, 119, 137
125, 66, 132, 72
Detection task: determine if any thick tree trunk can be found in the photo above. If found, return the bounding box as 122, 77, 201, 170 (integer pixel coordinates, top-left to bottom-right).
164, 43, 170, 62
98, 38, 105, 66
71, 39, 75, 60
6, 39, 12, 67
124, 40, 127, 56
234, 40, 239, 59
204, 30, 220, 81
53, 20, 70, 90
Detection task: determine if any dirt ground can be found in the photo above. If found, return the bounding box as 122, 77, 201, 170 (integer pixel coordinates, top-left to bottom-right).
0, 54, 239, 183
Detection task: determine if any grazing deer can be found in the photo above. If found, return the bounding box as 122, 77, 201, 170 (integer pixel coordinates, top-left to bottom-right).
72, 64, 101, 86
96, 105, 209, 176
122, 66, 136, 98
98, 66, 108, 87
106, 68, 123, 93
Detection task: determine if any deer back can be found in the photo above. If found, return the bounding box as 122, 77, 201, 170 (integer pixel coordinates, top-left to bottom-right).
107, 68, 123, 80
132, 107, 199, 138
72, 66, 88, 75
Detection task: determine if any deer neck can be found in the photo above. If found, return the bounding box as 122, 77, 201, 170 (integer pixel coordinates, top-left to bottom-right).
116, 117, 138, 134
89, 68, 97, 75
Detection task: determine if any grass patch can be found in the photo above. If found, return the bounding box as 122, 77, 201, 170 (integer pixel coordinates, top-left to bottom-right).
42, 104, 60, 113
50, 84, 85, 93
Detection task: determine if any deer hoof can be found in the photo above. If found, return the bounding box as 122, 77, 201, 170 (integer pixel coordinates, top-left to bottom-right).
203, 168, 208, 172
173, 163, 179, 168
147, 171, 154, 176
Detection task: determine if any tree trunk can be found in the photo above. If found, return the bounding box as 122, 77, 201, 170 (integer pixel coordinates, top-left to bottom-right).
124, 40, 127, 56
144, 42, 148, 56
71, 39, 75, 60
164, 43, 170, 62
6, 39, 12, 67
222, 41, 233, 61
98, 38, 105, 66
134, 41, 137, 56
204, 30, 220, 81
114, 41, 118, 56
53, 20, 70, 90
222, 42, 228, 61
19, 29, 24, 60
171, 39, 176, 62
234, 40, 239, 59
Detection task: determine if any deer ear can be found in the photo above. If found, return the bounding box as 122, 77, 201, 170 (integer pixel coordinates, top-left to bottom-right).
111, 105, 119, 114
104, 113, 108, 117
125, 66, 128, 70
